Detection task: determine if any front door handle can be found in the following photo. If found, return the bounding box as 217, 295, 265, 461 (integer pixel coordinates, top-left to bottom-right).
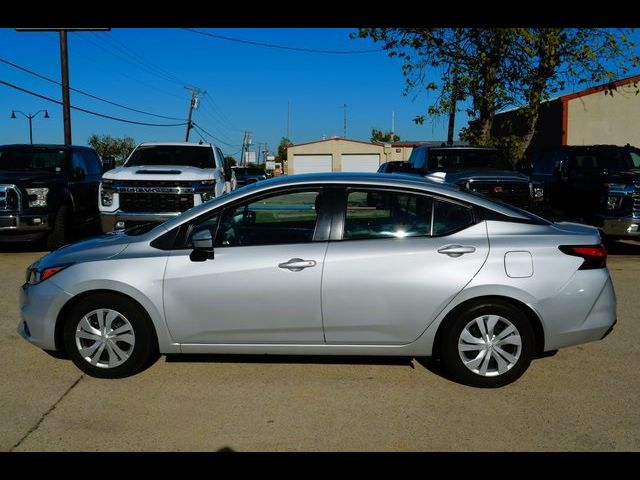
437, 245, 476, 257
278, 258, 317, 272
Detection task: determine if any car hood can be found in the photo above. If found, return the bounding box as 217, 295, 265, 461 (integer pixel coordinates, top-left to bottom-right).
103, 165, 215, 181
426, 169, 529, 184
0, 170, 64, 185
34, 231, 134, 270
603, 170, 640, 183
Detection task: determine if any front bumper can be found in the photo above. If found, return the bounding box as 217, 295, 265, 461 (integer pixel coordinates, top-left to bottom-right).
19, 279, 73, 351
0, 213, 51, 241
100, 211, 181, 232
593, 215, 640, 238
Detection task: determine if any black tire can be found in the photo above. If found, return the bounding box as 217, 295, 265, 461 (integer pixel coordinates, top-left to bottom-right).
63, 293, 158, 379
439, 301, 535, 388
46, 205, 72, 251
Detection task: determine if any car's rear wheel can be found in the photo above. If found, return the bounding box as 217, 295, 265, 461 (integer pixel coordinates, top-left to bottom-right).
440, 301, 534, 388
63, 293, 157, 378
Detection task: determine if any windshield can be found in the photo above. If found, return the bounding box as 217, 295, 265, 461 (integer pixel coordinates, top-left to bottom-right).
125, 146, 216, 169
428, 149, 514, 171
571, 147, 640, 171
0, 147, 68, 173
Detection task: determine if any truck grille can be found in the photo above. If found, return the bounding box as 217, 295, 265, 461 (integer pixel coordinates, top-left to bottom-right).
0, 185, 21, 211
633, 183, 640, 219
467, 182, 530, 208
119, 193, 194, 213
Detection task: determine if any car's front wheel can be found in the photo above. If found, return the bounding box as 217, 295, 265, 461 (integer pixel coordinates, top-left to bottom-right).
439, 301, 535, 388
63, 293, 157, 378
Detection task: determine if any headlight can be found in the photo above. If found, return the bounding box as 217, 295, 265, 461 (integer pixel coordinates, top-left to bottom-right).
533, 187, 544, 200
606, 196, 623, 210
25, 264, 71, 285
26, 187, 48, 207
200, 192, 215, 202
101, 189, 114, 206
605, 182, 627, 190
200, 179, 216, 186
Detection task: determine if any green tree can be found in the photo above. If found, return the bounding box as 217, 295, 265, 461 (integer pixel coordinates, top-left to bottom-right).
354, 28, 639, 161
276, 137, 293, 162
371, 128, 400, 142
88, 134, 136, 163
224, 155, 237, 167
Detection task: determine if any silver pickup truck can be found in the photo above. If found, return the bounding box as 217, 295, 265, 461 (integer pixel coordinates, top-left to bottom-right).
99, 142, 236, 232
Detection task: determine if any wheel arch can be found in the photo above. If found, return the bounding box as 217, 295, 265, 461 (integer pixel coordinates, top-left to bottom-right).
431, 295, 545, 359
54, 289, 159, 354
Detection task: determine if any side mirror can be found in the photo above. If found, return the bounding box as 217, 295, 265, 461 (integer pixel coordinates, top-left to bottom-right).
192, 229, 213, 250
190, 229, 214, 262
555, 161, 569, 181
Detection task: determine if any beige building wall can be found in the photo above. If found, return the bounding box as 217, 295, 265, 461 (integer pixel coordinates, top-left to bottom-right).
567, 88, 640, 146
287, 139, 416, 174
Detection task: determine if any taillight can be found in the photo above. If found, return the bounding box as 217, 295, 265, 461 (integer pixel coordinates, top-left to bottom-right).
558, 244, 607, 270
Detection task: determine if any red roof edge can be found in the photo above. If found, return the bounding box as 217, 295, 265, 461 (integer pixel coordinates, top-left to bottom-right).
289, 137, 378, 148
561, 74, 640, 102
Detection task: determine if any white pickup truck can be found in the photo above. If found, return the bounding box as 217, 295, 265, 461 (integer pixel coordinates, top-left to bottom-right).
99, 142, 236, 232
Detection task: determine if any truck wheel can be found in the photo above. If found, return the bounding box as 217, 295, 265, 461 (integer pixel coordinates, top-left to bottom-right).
46, 205, 72, 251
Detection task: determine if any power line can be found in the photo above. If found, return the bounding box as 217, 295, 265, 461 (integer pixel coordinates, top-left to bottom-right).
0, 79, 188, 127
98, 32, 189, 87
183, 28, 383, 54
76, 33, 186, 88
192, 122, 240, 148
201, 94, 243, 133
0, 57, 186, 121
41, 34, 186, 102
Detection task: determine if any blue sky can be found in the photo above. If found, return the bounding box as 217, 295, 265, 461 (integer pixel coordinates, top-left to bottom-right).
1, 28, 638, 160
0, 28, 464, 158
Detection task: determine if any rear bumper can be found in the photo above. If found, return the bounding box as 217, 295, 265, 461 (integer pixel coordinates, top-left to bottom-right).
537, 272, 617, 351
100, 211, 181, 232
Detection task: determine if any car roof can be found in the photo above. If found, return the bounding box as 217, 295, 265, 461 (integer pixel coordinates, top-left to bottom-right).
0, 144, 87, 150
137, 142, 213, 148
413, 145, 500, 151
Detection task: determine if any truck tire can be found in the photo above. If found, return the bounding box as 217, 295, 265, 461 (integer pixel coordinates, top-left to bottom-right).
46, 205, 72, 251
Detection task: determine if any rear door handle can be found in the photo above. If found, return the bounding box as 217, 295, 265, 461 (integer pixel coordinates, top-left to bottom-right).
437, 245, 476, 257
278, 258, 317, 271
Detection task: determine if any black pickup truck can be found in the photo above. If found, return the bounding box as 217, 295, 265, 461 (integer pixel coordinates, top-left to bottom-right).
405, 145, 543, 210
525, 144, 640, 238
0, 144, 103, 249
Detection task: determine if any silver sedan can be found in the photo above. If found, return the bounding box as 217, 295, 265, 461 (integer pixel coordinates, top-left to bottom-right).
18, 173, 616, 388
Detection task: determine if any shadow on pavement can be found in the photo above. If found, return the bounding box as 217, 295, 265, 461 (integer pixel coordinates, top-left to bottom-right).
605, 240, 640, 255
165, 353, 415, 368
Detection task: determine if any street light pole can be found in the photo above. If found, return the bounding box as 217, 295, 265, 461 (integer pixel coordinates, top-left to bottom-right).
10, 110, 50, 144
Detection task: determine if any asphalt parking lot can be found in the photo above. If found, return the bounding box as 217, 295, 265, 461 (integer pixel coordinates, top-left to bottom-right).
1, 241, 639, 452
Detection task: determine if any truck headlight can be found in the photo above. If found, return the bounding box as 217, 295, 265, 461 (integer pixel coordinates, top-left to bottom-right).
101, 189, 114, 206
533, 187, 544, 200
200, 192, 215, 202
26, 188, 48, 207
606, 196, 623, 210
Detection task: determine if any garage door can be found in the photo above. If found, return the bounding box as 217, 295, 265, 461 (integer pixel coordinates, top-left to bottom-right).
292, 155, 332, 174
340, 154, 381, 172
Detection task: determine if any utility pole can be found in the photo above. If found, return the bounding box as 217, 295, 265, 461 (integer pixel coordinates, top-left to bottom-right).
391, 111, 395, 138
16, 29, 110, 145
343, 103, 347, 138
286, 100, 290, 140
59, 31, 72, 145
185, 86, 205, 142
